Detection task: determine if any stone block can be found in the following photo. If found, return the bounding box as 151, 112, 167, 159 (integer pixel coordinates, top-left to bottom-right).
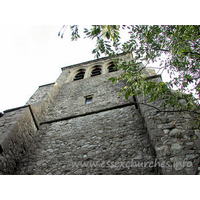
195, 130, 200, 138
171, 143, 182, 151
194, 139, 200, 149
185, 167, 197, 175
169, 128, 181, 137
155, 145, 171, 157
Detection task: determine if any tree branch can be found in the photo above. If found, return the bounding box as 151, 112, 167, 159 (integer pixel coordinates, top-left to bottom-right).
133, 101, 200, 115
182, 51, 200, 56
135, 48, 170, 54
151, 48, 170, 52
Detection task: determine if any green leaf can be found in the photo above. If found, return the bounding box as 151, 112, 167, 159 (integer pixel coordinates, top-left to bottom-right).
66, 25, 200, 128
125, 90, 131, 100
109, 77, 116, 83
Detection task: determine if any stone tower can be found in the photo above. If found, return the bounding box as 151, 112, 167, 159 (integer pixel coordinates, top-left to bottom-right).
0, 53, 200, 175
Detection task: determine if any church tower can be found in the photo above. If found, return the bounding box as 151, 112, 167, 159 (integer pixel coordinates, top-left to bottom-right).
0, 53, 200, 175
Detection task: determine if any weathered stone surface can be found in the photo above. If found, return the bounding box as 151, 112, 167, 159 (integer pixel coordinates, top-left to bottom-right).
136, 76, 200, 175
195, 130, 200, 138
1, 53, 199, 175
45, 73, 133, 122
155, 145, 171, 157
169, 128, 182, 137
194, 139, 200, 149
0, 107, 37, 174
185, 167, 196, 175
171, 143, 182, 151
14, 106, 156, 175
163, 129, 170, 134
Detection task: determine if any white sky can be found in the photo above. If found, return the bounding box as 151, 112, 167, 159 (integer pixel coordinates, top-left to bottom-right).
0, 25, 98, 112
1, 25, 173, 113
1, 24, 197, 113
0, 25, 183, 112
0, 2, 197, 113
0, 25, 159, 113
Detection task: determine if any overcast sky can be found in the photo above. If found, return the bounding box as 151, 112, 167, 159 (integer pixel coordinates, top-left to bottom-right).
0, 24, 196, 112
0, 25, 98, 112
0, 25, 173, 113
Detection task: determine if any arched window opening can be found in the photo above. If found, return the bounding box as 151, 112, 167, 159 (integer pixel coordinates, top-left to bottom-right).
91, 66, 102, 77
108, 62, 117, 73
73, 69, 85, 81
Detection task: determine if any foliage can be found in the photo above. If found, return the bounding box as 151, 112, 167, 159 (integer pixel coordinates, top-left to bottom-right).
58, 25, 80, 40
59, 25, 200, 128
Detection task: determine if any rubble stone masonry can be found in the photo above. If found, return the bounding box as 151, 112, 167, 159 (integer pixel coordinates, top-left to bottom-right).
0, 53, 199, 174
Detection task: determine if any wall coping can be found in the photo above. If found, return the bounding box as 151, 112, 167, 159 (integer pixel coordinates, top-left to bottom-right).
61, 53, 129, 71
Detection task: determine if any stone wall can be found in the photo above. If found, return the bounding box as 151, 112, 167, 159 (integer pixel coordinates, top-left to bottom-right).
26, 82, 62, 124
26, 83, 55, 105
14, 59, 158, 174
14, 106, 156, 175
0, 80, 61, 174
136, 76, 200, 175
56, 53, 132, 85
0, 106, 37, 174
1, 53, 199, 175
45, 71, 133, 122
